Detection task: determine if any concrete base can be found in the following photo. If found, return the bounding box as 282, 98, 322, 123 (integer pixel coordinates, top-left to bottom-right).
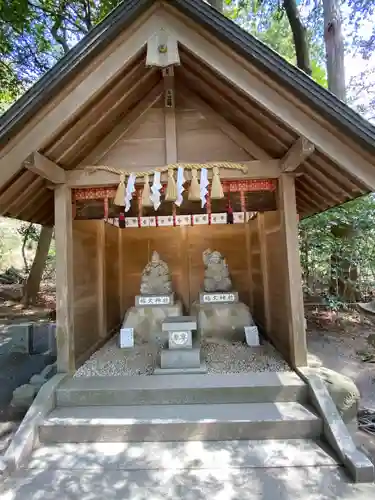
154, 363, 208, 375
193, 301, 254, 342
121, 301, 183, 346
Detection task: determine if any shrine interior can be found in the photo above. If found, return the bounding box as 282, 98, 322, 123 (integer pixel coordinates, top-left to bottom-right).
71, 188, 292, 369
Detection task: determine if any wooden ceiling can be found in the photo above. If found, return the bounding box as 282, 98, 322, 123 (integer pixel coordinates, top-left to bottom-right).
0, 47, 370, 226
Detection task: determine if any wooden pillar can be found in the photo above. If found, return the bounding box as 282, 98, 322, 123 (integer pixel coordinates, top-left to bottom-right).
97, 222, 107, 338
279, 173, 307, 367
257, 213, 271, 333
118, 229, 124, 317
55, 185, 75, 373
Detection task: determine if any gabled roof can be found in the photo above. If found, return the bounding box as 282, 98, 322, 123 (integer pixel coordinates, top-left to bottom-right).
0, 0, 374, 226
1, 0, 374, 153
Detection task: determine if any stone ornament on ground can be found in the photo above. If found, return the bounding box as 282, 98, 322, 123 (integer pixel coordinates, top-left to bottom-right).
305, 364, 360, 423
203, 249, 232, 292
140, 251, 172, 295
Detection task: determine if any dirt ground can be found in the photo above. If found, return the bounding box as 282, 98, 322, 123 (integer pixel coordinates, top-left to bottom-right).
306, 306, 375, 459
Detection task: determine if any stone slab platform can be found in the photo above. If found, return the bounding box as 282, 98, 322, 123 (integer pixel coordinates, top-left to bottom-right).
57, 372, 307, 407
160, 346, 201, 369
6, 465, 374, 500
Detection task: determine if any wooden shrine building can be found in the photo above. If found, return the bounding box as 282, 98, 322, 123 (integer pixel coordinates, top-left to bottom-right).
1, 0, 375, 373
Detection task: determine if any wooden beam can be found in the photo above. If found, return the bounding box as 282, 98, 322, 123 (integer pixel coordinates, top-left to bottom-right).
163, 67, 177, 164
5, 176, 44, 215
78, 83, 164, 167
24, 152, 66, 184
181, 85, 271, 161
47, 60, 150, 157
55, 185, 75, 373
0, 13, 162, 186
280, 137, 315, 172
57, 69, 158, 164
278, 174, 307, 366
180, 52, 294, 146
28, 195, 53, 222
67, 160, 281, 187
162, 10, 375, 190
0, 171, 36, 212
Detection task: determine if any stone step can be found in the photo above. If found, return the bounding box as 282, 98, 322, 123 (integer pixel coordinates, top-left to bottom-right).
39, 402, 321, 443
27, 439, 338, 470
56, 372, 307, 407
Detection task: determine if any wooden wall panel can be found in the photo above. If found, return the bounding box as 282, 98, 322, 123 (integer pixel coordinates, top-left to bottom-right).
72, 220, 100, 362
105, 223, 120, 331
118, 224, 251, 315
100, 107, 166, 169
263, 210, 291, 361
120, 229, 149, 314
187, 225, 249, 305
176, 104, 251, 163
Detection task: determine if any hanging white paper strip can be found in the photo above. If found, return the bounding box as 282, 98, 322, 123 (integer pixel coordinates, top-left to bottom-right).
200, 168, 209, 208
150, 171, 162, 210
175, 167, 185, 207
124, 173, 136, 212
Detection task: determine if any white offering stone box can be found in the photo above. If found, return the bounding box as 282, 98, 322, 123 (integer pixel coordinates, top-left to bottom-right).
162, 316, 197, 332
244, 325, 260, 346
135, 294, 174, 307
199, 292, 239, 305
119, 327, 134, 348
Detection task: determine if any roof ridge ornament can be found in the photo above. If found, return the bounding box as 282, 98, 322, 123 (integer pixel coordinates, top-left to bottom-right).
146, 28, 180, 68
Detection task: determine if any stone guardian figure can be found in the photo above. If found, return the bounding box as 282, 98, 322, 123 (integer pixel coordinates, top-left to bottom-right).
140, 251, 172, 295
203, 249, 232, 292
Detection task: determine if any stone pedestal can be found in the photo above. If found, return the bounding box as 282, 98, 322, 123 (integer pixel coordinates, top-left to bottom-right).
193, 295, 254, 342
154, 316, 207, 374
121, 301, 183, 346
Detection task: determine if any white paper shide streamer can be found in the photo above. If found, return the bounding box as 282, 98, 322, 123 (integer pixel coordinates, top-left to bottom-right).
150, 171, 162, 210
175, 167, 185, 207
124, 173, 136, 212
200, 168, 209, 208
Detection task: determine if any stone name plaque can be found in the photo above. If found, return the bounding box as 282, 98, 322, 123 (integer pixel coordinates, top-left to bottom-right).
135, 294, 174, 307
119, 327, 134, 348
199, 292, 239, 304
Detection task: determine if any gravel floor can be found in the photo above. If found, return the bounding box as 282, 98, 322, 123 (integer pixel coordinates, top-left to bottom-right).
74, 336, 290, 377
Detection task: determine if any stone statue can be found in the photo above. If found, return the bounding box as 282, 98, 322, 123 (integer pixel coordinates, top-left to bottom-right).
203, 249, 232, 292
140, 251, 172, 295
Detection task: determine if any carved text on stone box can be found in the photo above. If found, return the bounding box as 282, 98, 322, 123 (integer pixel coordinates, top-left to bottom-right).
200, 292, 239, 304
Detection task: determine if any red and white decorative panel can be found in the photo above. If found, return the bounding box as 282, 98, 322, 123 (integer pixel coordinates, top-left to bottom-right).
233, 212, 245, 224
148, 216, 157, 227
175, 215, 191, 226
125, 217, 138, 228
158, 216, 174, 227
139, 217, 150, 227
193, 214, 209, 225
211, 213, 227, 224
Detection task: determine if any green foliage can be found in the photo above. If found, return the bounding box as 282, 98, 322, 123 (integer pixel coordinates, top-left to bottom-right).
300, 195, 375, 300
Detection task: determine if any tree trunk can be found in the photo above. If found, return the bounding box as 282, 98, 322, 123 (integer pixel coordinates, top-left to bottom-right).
323, 0, 346, 101
22, 226, 53, 306
207, 0, 223, 12
283, 0, 312, 75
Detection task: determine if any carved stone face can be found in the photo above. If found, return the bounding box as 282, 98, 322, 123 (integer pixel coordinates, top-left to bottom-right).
207, 251, 223, 266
